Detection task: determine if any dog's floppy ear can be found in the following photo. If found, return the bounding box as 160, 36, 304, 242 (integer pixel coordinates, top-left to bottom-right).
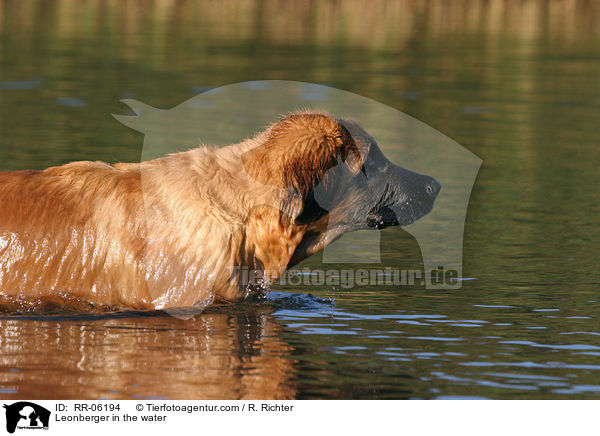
242, 112, 364, 197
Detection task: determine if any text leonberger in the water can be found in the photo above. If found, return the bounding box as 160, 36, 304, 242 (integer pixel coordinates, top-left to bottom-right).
0, 111, 440, 309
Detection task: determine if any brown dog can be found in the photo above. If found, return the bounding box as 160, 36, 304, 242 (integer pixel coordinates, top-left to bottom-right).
0, 111, 440, 310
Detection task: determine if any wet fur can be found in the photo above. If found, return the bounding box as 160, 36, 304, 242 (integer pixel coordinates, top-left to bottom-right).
0, 111, 371, 310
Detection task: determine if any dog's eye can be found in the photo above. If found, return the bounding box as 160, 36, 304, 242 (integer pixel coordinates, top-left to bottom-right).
360, 164, 368, 178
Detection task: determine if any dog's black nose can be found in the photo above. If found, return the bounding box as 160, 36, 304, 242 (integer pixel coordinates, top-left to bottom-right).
425, 178, 441, 198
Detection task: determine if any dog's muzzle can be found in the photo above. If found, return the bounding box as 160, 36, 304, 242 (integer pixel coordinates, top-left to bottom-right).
367, 177, 441, 229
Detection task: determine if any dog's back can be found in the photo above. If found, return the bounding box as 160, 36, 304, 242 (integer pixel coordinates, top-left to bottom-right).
0, 162, 150, 307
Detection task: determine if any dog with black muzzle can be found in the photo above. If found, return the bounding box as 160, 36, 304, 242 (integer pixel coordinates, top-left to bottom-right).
0, 110, 439, 310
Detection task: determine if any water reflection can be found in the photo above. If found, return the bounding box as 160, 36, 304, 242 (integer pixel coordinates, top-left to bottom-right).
0, 307, 297, 399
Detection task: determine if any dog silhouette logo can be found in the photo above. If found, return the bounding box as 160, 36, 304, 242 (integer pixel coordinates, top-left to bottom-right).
2, 402, 50, 433
114, 81, 481, 296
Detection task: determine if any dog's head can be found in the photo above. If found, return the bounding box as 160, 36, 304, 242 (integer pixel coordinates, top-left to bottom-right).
242, 111, 441, 267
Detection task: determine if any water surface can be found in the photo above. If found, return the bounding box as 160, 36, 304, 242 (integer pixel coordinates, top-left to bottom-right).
0, 0, 599, 399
